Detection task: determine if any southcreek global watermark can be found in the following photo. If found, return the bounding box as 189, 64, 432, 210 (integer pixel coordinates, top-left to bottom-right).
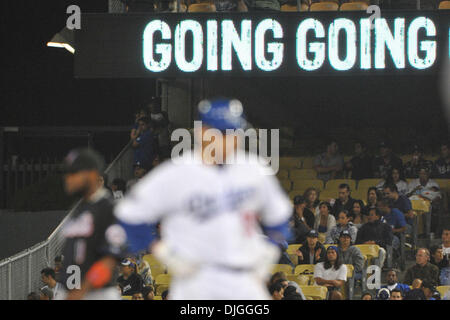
170, 121, 280, 175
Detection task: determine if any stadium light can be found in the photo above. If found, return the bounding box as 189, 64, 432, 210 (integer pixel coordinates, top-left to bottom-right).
47, 27, 75, 54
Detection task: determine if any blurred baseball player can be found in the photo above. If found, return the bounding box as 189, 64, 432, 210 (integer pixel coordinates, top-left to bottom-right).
115, 98, 292, 300
58, 148, 127, 300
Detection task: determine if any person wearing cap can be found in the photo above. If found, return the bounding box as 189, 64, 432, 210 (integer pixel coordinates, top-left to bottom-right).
59, 148, 127, 300
114, 98, 292, 300
325, 209, 358, 245
313, 246, 347, 300
117, 259, 145, 296
289, 195, 313, 244
126, 161, 149, 191
296, 230, 326, 265
337, 230, 364, 277
313, 139, 344, 182
404, 145, 433, 179
372, 141, 403, 180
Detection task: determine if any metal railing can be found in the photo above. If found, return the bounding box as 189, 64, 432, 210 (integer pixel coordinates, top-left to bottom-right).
0, 142, 134, 300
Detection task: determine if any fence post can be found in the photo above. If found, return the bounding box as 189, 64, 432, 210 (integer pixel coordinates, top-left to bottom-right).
28, 252, 32, 293
0, 127, 4, 208
8, 261, 12, 300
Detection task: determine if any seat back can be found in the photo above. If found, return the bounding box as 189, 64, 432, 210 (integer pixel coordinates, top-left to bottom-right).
290, 169, 317, 179
339, 2, 368, 11
309, 2, 339, 11
357, 179, 382, 191
188, 3, 216, 12
299, 285, 328, 300
354, 244, 380, 260
325, 179, 357, 191
437, 285, 450, 297
271, 264, 294, 275
122, 295, 132, 300
280, 157, 302, 169
292, 179, 324, 191
294, 264, 315, 276
439, 1, 450, 9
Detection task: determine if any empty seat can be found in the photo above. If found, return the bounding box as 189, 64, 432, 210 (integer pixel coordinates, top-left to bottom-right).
272, 264, 294, 275
290, 169, 317, 179
351, 189, 367, 202
301, 157, 314, 169
325, 179, 357, 191
150, 264, 167, 278
280, 157, 302, 169
292, 179, 324, 191
155, 274, 172, 286
411, 199, 431, 213
340, 2, 368, 10
437, 285, 450, 297
153, 295, 163, 300
280, 3, 309, 11
122, 295, 132, 300
277, 169, 289, 179
286, 274, 311, 285
354, 244, 380, 265
279, 179, 292, 192
156, 284, 169, 296
287, 244, 302, 254
188, 3, 216, 12
144, 254, 163, 267
357, 179, 383, 191
299, 285, 328, 300
400, 155, 413, 163
309, 1, 339, 11
439, 1, 450, 9
319, 189, 337, 201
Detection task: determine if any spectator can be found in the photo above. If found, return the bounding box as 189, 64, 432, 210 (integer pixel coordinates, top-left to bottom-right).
142, 285, 155, 300
54, 255, 64, 283
351, 200, 367, 228
376, 287, 391, 300
376, 167, 409, 196
148, 97, 171, 160
282, 285, 304, 300
361, 291, 373, 300
40, 267, 63, 300
289, 195, 313, 244
442, 226, 450, 258
126, 161, 149, 191
404, 248, 440, 286
303, 187, 320, 216
313, 246, 347, 300
269, 271, 287, 286
161, 289, 169, 300
111, 178, 126, 201
372, 141, 403, 180
130, 108, 148, 141
331, 183, 357, 218
313, 140, 344, 182
390, 288, 404, 300
377, 198, 407, 250
430, 245, 449, 272
135, 254, 153, 286
382, 183, 414, 225
433, 141, 450, 178
269, 281, 284, 300
380, 268, 411, 296
355, 207, 393, 268
296, 230, 326, 265
325, 210, 358, 244
404, 281, 427, 300
337, 230, 365, 278
131, 116, 156, 171
117, 259, 145, 296
215, 0, 249, 11
132, 292, 144, 300
404, 145, 433, 178
245, 0, 282, 11
421, 280, 438, 300
99, 173, 113, 199
407, 167, 441, 202
40, 287, 54, 300
27, 292, 40, 300
345, 141, 374, 180
364, 187, 381, 214
314, 201, 336, 238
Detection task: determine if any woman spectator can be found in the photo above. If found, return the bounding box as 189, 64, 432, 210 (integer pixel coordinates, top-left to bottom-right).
325, 209, 358, 244
314, 202, 336, 242
376, 167, 408, 196
351, 200, 366, 229
289, 195, 313, 244
303, 187, 321, 217
364, 187, 381, 214
313, 246, 348, 300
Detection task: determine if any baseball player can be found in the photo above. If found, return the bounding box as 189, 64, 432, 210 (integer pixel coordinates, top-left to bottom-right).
58, 148, 127, 300
115, 98, 292, 300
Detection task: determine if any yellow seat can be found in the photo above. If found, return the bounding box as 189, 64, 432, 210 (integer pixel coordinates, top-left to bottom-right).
318, 232, 326, 244
280, 157, 302, 169
434, 179, 450, 193
150, 264, 167, 278
310, 2, 339, 11
301, 157, 314, 169
294, 264, 315, 276
299, 285, 328, 300
339, 2, 368, 10
357, 179, 383, 191
143, 254, 163, 266
272, 264, 293, 275
351, 189, 367, 202
188, 3, 216, 12
323, 244, 333, 250
325, 179, 357, 191
439, 1, 450, 9
276, 169, 289, 180
345, 264, 354, 279
153, 295, 162, 300
292, 179, 324, 191
156, 284, 169, 295
286, 274, 311, 285
287, 244, 302, 254
319, 189, 337, 201
290, 169, 317, 180
411, 199, 431, 212
280, 3, 309, 11
155, 274, 172, 286
122, 295, 132, 300
437, 285, 450, 297
400, 155, 413, 164
354, 244, 380, 265
279, 179, 292, 192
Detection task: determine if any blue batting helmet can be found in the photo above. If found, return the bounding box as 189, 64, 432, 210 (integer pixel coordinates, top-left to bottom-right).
198, 98, 247, 132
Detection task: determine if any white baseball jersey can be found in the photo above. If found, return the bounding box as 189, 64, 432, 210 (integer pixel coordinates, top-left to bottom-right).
114, 150, 291, 269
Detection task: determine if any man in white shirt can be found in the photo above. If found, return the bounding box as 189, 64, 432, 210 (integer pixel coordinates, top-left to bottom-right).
40, 267, 63, 300
442, 226, 450, 258
407, 167, 441, 201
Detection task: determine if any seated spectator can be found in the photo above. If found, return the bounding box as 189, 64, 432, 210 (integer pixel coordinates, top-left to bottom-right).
382, 183, 414, 225
313, 139, 344, 182
142, 285, 155, 300
404, 248, 440, 286
351, 199, 367, 228
314, 202, 336, 237
380, 268, 411, 297
337, 230, 365, 279
331, 183, 357, 218
430, 245, 449, 272
269, 281, 284, 300
361, 291, 373, 300
289, 195, 313, 244
313, 246, 347, 300
126, 161, 149, 191
27, 292, 40, 300
376, 287, 391, 300
135, 254, 153, 286
432, 141, 450, 178
377, 198, 407, 250
355, 207, 393, 268
269, 271, 287, 286
404, 145, 433, 178
407, 167, 441, 201
132, 292, 144, 300
282, 285, 304, 300
54, 255, 64, 283
442, 225, 450, 259
274, 278, 306, 300
372, 141, 403, 180
390, 288, 404, 300
404, 279, 427, 300
325, 210, 358, 244
161, 289, 169, 300
296, 230, 326, 265
303, 187, 320, 216
421, 280, 438, 300
111, 178, 126, 201
131, 116, 156, 171
345, 141, 374, 180
245, 0, 282, 11
40, 267, 63, 300
39, 287, 54, 300
364, 187, 381, 214
117, 259, 145, 296
376, 167, 409, 196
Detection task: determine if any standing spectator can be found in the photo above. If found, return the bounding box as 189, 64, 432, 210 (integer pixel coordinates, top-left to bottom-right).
351, 200, 367, 228
126, 162, 149, 191
303, 187, 320, 217
404, 145, 433, 178
117, 259, 145, 296
325, 210, 358, 244
314, 202, 336, 238
390, 288, 404, 300
345, 141, 374, 180
403, 248, 440, 286
131, 116, 156, 171
40, 268, 63, 300
382, 183, 414, 224
355, 207, 393, 268
148, 97, 171, 161
433, 141, 450, 178
380, 268, 411, 296
54, 255, 64, 283
313, 140, 344, 182
313, 246, 347, 300
376, 167, 409, 196
289, 195, 313, 244
130, 108, 148, 141
331, 184, 357, 218
296, 230, 326, 265
364, 187, 381, 214
337, 230, 365, 278
377, 198, 407, 250
39, 287, 54, 300
407, 167, 441, 201
372, 141, 403, 180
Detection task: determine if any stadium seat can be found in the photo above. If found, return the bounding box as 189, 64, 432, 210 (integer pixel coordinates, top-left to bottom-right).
280, 157, 302, 169
434, 179, 450, 193
319, 189, 337, 201
299, 285, 328, 300
411, 199, 431, 213
325, 179, 357, 191
339, 2, 368, 10
280, 3, 309, 11
144, 254, 163, 267
351, 189, 367, 203
290, 169, 317, 179
357, 179, 382, 191
150, 264, 167, 278
287, 244, 302, 254
344, 264, 355, 300
294, 264, 315, 276
354, 244, 380, 265
272, 264, 293, 274
292, 179, 324, 191
188, 3, 216, 12
286, 274, 311, 285
301, 157, 314, 169
153, 295, 162, 300
309, 2, 339, 11
400, 155, 413, 164
156, 284, 169, 295
437, 285, 450, 297
122, 295, 132, 300
276, 169, 289, 179
279, 179, 292, 192
155, 274, 172, 286
439, 1, 450, 9
318, 232, 326, 244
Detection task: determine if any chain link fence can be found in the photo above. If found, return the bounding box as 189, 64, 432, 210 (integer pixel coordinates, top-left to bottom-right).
109, 0, 127, 13
0, 143, 134, 300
